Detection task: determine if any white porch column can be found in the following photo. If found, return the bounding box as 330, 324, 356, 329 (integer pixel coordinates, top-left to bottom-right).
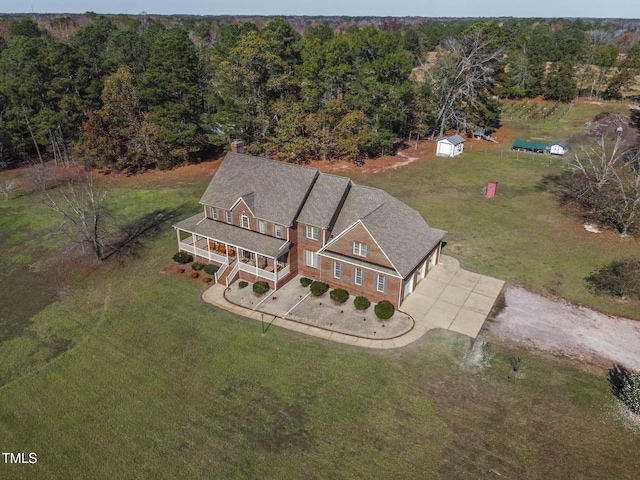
175, 228, 181, 249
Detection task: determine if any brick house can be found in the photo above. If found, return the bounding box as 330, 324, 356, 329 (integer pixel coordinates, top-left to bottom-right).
173, 150, 446, 308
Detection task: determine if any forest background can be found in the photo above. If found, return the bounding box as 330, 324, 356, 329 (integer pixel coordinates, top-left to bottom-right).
1, 13, 640, 171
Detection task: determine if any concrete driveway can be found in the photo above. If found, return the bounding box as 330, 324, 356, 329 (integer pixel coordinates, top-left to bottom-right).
400, 255, 504, 338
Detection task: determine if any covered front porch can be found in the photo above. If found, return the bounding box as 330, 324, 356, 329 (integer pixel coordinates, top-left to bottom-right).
173, 213, 292, 287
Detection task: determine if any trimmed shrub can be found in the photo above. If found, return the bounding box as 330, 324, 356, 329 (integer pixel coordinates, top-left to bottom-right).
253, 281, 269, 295
374, 300, 394, 320
610, 364, 640, 414
203, 264, 219, 275
310, 281, 329, 296
191, 262, 204, 271
354, 296, 371, 310
202, 277, 212, 284
300, 277, 313, 287
238, 281, 248, 289
620, 372, 640, 414
329, 288, 349, 303
173, 251, 191, 264
176, 268, 185, 274
190, 272, 199, 279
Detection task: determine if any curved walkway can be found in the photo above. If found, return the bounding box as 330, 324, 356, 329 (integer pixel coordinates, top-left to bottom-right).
201, 256, 504, 349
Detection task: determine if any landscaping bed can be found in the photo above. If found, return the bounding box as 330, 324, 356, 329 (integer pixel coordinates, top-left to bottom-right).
225, 277, 413, 339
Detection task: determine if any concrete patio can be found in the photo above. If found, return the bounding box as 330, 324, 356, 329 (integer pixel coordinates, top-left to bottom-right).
201, 255, 504, 349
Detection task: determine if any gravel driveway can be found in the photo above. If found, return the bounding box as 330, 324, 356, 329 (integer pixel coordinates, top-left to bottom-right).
486, 286, 640, 370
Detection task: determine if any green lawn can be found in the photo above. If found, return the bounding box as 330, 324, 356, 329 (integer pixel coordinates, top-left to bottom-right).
1, 99, 640, 478
1, 234, 638, 479
352, 99, 640, 320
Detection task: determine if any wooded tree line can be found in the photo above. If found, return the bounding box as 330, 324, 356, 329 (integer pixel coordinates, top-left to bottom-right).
1, 14, 639, 170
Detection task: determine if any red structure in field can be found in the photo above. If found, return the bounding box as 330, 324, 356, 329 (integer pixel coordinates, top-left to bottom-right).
486, 181, 498, 198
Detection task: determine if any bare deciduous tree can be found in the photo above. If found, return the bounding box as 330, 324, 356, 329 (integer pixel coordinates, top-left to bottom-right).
427, 27, 503, 137
0, 178, 16, 200
568, 133, 640, 237
30, 166, 109, 261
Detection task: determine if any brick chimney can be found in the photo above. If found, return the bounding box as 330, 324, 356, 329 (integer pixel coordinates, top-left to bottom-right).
230, 139, 244, 154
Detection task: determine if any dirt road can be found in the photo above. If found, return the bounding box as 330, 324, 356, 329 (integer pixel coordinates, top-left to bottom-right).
486, 286, 640, 370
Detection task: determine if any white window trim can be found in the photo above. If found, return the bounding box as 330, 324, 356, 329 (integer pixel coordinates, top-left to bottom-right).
304, 250, 318, 268
376, 275, 386, 293
225, 211, 232, 224
352, 242, 368, 257
240, 213, 250, 229
212, 208, 218, 220
333, 262, 342, 279
274, 225, 283, 239
354, 267, 363, 286
305, 225, 319, 241
259, 220, 266, 234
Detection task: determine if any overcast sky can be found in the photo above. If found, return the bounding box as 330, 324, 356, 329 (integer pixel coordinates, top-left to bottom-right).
3, 1, 639, 19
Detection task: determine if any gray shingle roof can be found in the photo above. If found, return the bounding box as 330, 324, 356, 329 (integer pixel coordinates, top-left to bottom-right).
440, 134, 466, 145
199, 153, 318, 226
174, 213, 291, 258
297, 172, 351, 228
191, 152, 446, 278
329, 185, 446, 277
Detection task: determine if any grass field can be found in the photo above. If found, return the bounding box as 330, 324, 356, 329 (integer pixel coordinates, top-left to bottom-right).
353, 99, 640, 320
1, 98, 640, 478
1, 236, 638, 479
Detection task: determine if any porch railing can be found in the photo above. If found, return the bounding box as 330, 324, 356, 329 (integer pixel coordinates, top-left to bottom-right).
276, 265, 290, 281
179, 237, 227, 264
225, 261, 241, 287
215, 258, 229, 283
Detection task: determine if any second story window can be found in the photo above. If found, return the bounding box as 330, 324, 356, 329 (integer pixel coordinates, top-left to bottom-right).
211, 208, 218, 220
259, 220, 266, 234
241, 213, 250, 229
274, 225, 283, 238
352, 241, 369, 257
225, 211, 232, 224
305, 225, 319, 241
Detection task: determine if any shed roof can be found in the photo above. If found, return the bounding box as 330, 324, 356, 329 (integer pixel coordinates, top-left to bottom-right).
512, 139, 548, 151
551, 141, 568, 148
438, 134, 466, 145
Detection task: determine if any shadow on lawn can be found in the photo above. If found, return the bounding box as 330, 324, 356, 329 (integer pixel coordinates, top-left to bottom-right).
608, 363, 633, 399
104, 204, 192, 261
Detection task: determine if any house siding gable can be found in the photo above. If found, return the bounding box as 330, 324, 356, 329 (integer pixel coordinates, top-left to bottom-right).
325, 222, 395, 271
231, 199, 257, 231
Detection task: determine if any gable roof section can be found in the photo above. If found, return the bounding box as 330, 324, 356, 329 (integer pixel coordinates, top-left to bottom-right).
297, 172, 351, 228
329, 185, 446, 278
200, 153, 318, 226
439, 134, 466, 145
551, 141, 568, 148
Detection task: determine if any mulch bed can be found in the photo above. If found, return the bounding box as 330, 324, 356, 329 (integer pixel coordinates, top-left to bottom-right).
161, 261, 215, 286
